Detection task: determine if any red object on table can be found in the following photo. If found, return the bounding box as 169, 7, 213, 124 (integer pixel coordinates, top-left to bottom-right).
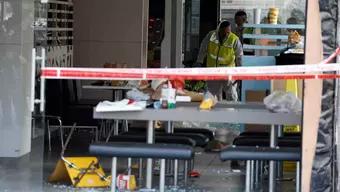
189, 170, 201, 178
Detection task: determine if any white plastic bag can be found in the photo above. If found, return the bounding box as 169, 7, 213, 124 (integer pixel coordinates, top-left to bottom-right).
126, 81, 139, 88
263, 91, 302, 113
126, 88, 150, 101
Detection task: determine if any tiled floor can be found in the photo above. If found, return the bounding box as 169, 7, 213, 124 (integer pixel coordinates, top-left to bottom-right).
0, 138, 45, 192
0, 128, 296, 192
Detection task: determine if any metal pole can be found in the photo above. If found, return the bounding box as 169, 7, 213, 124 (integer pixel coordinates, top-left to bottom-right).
277, 125, 284, 179
255, 160, 259, 188
296, 162, 301, 192
113, 90, 120, 136
138, 158, 143, 185
114, 90, 120, 101
58, 118, 64, 149
47, 120, 51, 151
105, 123, 115, 143
124, 120, 129, 132
128, 158, 132, 176
159, 159, 166, 192
246, 160, 251, 192
250, 160, 255, 191
259, 160, 264, 183
269, 125, 278, 192
174, 159, 178, 186
146, 120, 154, 189
184, 160, 188, 185
40, 48, 46, 113
114, 120, 119, 136
269, 160, 277, 191
165, 121, 174, 176
111, 157, 117, 192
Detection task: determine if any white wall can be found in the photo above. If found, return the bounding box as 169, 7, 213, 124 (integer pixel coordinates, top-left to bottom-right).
0, 0, 34, 157
73, 0, 149, 99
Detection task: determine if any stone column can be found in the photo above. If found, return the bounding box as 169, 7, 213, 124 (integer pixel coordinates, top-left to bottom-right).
0, 0, 34, 157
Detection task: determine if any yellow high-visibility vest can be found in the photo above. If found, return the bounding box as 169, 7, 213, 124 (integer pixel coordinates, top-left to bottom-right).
207, 32, 238, 67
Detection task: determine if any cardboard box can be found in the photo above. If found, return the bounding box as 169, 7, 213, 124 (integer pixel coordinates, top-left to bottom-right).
245, 90, 270, 132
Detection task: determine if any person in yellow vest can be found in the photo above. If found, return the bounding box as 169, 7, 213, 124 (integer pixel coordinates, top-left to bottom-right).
196, 21, 243, 101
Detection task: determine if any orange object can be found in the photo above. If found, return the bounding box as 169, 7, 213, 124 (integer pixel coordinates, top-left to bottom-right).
171, 79, 185, 90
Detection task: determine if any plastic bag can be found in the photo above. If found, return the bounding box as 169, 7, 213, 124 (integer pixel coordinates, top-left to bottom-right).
126, 81, 139, 88
126, 88, 150, 101
263, 91, 302, 113
199, 91, 218, 110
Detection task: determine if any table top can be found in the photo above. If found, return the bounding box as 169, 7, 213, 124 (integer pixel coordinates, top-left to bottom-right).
93, 104, 301, 125
177, 101, 267, 109
82, 85, 134, 90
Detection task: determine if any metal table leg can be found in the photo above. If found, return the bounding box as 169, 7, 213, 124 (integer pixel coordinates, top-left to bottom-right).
165, 121, 174, 175
114, 120, 119, 136
113, 90, 121, 136
245, 160, 251, 192
138, 158, 144, 185
277, 125, 284, 179
184, 161, 188, 185
128, 158, 132, 176
159, 159, 166, 192
146, 120, 154, 189
269, 125, 278, 192
296, 162, 301, 192
255, 160, 259, 188
250, 160, 255, 191
47, 120, 52, 151
174, 159, 178, 186
113, 90, 120, 101
111, 157, 117, 192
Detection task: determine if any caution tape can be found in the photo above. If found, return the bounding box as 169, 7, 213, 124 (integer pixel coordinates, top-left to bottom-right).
320, 47, 340, 64
40, 63, 340, 81
41, 48, 340, 81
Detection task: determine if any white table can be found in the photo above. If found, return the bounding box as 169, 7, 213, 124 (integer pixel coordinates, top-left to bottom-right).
93, 103, 301, 190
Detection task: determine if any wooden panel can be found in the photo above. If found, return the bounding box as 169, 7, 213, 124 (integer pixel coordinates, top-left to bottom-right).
302, 0, 323, 191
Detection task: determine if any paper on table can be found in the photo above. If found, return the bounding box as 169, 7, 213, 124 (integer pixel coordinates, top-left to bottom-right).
176, 96, 191, 102
95, 99, 146, 112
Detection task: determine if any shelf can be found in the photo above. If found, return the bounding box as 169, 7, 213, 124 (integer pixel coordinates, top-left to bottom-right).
243, 44, 287, 50
243, 34, 288, 40
244, 24, 305, 29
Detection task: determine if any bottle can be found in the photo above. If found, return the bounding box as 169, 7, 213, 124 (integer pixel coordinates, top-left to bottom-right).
167, 81, 176, 109
160, 84, 168, 109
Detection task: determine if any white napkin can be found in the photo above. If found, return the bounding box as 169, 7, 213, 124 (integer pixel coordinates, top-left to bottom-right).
96, 99, 146, 112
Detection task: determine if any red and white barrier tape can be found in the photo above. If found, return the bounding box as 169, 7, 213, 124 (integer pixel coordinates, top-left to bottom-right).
41, 48, 340, 81
321, 47, 340, 64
